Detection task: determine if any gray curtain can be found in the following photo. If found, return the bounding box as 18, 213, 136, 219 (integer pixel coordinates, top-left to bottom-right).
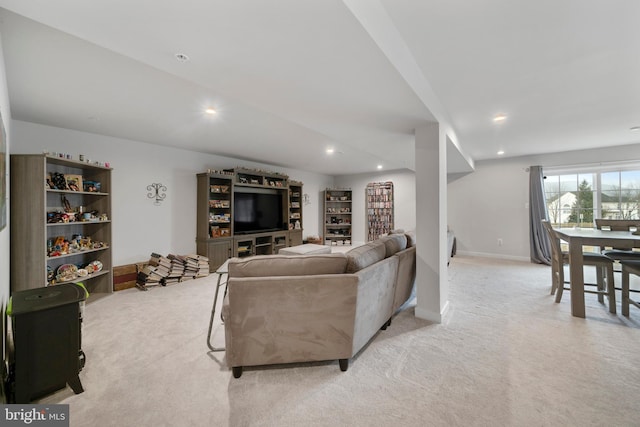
529, 165, 551, 264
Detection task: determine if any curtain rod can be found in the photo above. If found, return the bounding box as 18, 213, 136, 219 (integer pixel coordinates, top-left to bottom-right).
543, 159, 640, 174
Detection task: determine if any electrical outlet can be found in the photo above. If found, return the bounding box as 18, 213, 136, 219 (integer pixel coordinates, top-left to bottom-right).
497, 238, 503, 246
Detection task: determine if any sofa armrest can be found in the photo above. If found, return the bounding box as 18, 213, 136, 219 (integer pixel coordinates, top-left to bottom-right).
224, 274, 359, 368
392, 246, 416, 312
351, 255, 399, 354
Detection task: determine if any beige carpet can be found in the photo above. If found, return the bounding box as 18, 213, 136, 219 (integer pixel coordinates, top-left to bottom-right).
36, 255, 640, 427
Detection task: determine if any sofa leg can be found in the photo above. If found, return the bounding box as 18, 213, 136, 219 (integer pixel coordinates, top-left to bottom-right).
232, 366, 243, 378
339, 359, 349, 372
380, 317, 392, 330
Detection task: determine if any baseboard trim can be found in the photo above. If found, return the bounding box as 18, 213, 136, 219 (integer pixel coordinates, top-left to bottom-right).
456, 250, 530, 263
414, 300, 449, 324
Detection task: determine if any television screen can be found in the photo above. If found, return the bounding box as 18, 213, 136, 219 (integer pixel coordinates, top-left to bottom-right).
234, 192, 284, 234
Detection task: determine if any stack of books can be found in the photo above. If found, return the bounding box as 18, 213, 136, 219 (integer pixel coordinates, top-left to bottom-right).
181, 255, 199, 280
136, 255, 169, 290
189, 254, 211, 277
136, 252, 210, 290
167, 254, 186, 282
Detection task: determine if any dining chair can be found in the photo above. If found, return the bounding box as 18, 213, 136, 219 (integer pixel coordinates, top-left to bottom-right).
594, 219, 640, 261
619, 260, 640, 316
541, 220, 616, 313
594, 219, 640, 304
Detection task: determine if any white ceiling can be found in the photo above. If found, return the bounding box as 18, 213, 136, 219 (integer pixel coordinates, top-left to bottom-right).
0, 1, 638, 175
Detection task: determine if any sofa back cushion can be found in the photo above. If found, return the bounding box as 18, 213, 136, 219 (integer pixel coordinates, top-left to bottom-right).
405, 230, 416, 247
379, 233, 407, 257
228, 253, 347, 277
345, 241, 386, 273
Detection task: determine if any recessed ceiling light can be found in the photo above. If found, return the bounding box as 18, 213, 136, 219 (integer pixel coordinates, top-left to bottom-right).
326, 148, 335, 154
377, 165, 383, 170
631, 126, 640, 132
497, 150, 505, 155
175, 53, 190, 62
205, 108, 216, 115
493, 114, 507, 123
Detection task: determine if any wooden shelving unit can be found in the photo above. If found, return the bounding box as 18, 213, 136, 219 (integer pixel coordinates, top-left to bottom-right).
196, 171, 234, 272
196, 168, 303, 268
366, 181, 394, 241
10, 154, 113, 295
324, 188, 352, 245
288, 180, 303, 246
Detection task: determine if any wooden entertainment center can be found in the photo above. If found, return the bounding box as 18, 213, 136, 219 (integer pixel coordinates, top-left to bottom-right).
196, 167, 303, 271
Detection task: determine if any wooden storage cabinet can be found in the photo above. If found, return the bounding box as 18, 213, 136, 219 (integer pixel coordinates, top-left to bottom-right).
288, 181, 303, 246
273, 232, 289, 253
196, 168, 304, 263
10, 155, 113, 295
196, 238, 232, 272
196, 172, 234, 271
324, 189, 352, 245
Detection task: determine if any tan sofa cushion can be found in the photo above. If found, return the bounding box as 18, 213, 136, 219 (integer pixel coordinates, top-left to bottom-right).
345, 241, 386, 273
379, 233, 407, 257
228, 253, 347, 277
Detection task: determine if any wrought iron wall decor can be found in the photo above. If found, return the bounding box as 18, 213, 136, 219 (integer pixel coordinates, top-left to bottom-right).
147, 183, 167, 205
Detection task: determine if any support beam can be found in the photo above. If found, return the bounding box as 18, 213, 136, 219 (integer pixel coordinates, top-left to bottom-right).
414, 122, 449, 322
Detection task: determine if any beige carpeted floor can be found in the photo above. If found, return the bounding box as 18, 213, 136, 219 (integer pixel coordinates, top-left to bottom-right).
37, 255, 640, 427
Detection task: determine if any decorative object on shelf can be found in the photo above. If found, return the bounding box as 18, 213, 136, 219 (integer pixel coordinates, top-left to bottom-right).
147, 183, 167, 205
56, 264, 79, 283
65, 174, 83, 191
83, 180, 101, 192
52, 172, 67, 190
366, 181, 394, 241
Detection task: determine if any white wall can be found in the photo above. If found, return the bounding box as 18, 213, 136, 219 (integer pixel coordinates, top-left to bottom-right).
448, 143, 640, 261
0, 33, 12, 368
334, 169, 416, 245
11, 120, 334, 265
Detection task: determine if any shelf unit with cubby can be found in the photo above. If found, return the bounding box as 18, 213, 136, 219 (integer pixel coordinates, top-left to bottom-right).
323, 188, 352, 245
196, 171, 234, 271
10, 154, 113, 295
288, 180, 303, 246
196, 168, 305, 267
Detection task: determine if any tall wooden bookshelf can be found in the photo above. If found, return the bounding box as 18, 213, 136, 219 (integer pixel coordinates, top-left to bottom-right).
324, 188, 352, 245
10, 154, 113, 295
366, 181, 394, 241
288, 181, 303, 246
196, 171, 234, 272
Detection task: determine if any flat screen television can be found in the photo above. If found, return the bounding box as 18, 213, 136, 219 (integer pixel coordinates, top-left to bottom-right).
233, 191, 284, 234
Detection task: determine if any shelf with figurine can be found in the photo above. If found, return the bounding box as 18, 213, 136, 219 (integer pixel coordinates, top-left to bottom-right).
10, 153, 113, 294
47, 234, 109, 259
48, 261, 108, 286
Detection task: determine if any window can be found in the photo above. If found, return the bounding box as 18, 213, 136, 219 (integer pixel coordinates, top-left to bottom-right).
545, 173, 595, 228
601, 171, 640, 219
545, 167, 640, 228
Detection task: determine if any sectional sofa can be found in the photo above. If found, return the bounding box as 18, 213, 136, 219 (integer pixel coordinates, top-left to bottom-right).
221, 232, 416, 378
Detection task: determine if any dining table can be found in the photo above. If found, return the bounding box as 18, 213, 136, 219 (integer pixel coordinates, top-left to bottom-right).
553, 227, 640, 318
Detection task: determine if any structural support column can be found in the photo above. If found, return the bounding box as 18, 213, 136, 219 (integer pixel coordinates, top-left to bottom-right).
414, 122, 449, 322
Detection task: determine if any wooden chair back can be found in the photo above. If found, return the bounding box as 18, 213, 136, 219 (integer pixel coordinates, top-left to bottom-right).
541, 220, 562, 260
541, 220, 564, 293
594, 219, 640, 231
